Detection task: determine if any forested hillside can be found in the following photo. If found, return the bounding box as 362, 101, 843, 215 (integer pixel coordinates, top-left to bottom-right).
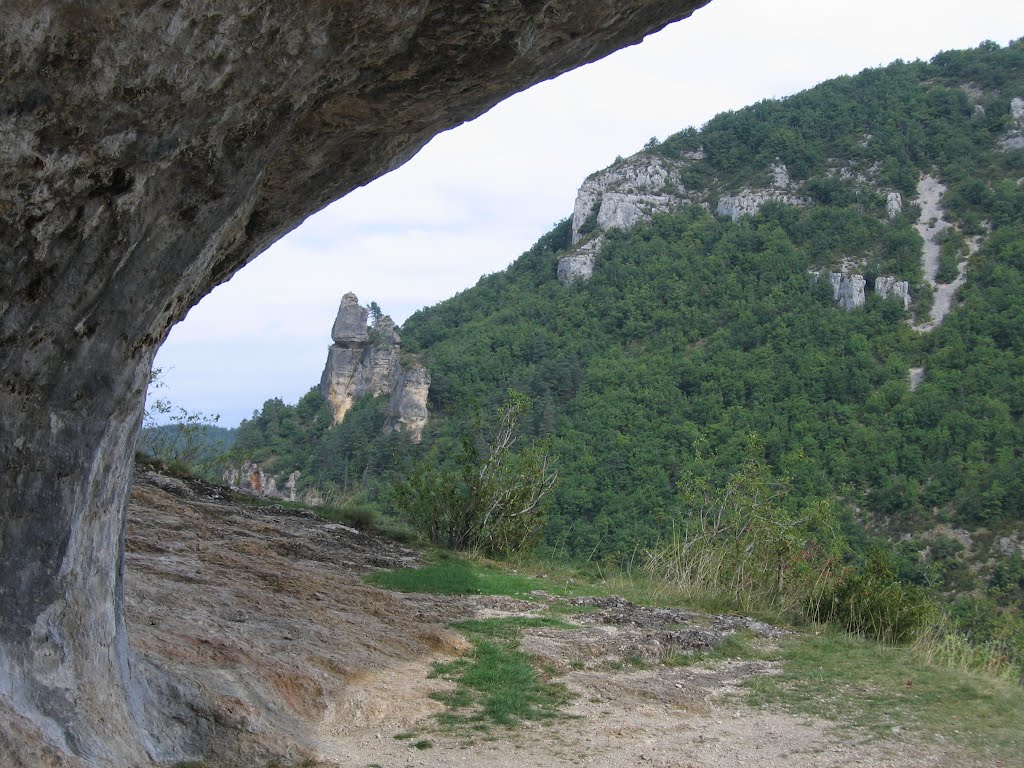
232, 41, 1024, 614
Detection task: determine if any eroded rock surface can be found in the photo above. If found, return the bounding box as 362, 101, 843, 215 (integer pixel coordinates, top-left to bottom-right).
27, 467, 964, 768
385, 365, 431, 441
830, 272, 867, 310
0, 2, 711, 764
123, 468, 457, 765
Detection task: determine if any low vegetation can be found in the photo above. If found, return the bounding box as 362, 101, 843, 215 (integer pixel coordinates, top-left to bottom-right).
746, 629, 1024, 762
365, 551, 545, 596
643, 441, 847, 621
429, 617, 574, 730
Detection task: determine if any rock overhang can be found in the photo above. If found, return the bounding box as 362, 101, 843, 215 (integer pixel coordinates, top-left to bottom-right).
0, 2, 716, 764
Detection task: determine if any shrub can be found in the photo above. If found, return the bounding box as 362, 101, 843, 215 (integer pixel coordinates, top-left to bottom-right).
811, 548, 935, 644
644, 441, 847, 619
395, 390, 557, 557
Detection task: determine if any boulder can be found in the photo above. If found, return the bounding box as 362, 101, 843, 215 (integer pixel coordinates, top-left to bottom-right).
331, 293, 370, 345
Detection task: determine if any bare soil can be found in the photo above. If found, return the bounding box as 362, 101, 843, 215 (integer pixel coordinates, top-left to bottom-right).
111, 470, 980, 766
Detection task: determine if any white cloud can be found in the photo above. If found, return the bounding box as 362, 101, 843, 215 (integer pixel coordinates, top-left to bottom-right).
154, 0, 1024, 425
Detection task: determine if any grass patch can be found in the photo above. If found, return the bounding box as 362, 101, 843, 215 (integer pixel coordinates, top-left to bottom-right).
745, 629, 1024, 762
364, 552, 545, 596
314, 503, 378, 531
428, 617, 575, 731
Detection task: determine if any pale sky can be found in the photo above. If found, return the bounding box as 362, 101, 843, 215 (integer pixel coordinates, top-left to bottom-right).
153, 0, 1024, 427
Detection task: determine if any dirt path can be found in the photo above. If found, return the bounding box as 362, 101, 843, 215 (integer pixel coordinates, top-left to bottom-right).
321, 659, 957, 768
910, 175, 974, 332
315, 598, 966, 768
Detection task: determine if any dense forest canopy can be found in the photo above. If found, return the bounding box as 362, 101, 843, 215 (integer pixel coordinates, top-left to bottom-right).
227, 41, 1024, 613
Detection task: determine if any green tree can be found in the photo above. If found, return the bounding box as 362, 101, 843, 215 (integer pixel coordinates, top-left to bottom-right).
138, 367, 226, 475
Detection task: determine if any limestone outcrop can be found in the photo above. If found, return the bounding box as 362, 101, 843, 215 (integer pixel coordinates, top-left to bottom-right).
222, 463, 303, 502
875, 276, 912, 309
560, 152, 704, 285
811, 270, 911, 311
0, 2, 711, 764
558, 155, 809, 285
330, 292, 371, 346
715, 189, 809, 220
386, 366, 432, 441
570, 157, 687, 244
715, 163, 810, 221
886, 192, 903, 218
830, 272, 867, 310
557, 239, 602, 286
319, 294, 430, 442
999, 96, 1024, 149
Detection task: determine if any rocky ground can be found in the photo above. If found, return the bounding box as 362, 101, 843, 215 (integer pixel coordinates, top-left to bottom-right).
2, 469, 980, 766
911, 174, 974, 333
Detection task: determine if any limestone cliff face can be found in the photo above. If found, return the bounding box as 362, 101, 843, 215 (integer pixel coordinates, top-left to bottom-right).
319, 294, 429, 442
715, 163, 809, 221
886, 192, 903, 218
557, 239, 602, 286
715, 189, 809, 220
570, 156, 690, 244
557, 150, 916, 298
320, 293, 399, 424
558, 155, 815, 285
829, 272, 866, 311
875, 276, 912, 309
223, 463, 302, 502
560, 152, 704, 286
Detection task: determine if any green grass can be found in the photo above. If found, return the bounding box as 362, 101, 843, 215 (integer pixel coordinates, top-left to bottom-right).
365, 556, 579, 734
745, 628, 1024, 762
428, 617, 575, 731
364, 552, 546, 596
